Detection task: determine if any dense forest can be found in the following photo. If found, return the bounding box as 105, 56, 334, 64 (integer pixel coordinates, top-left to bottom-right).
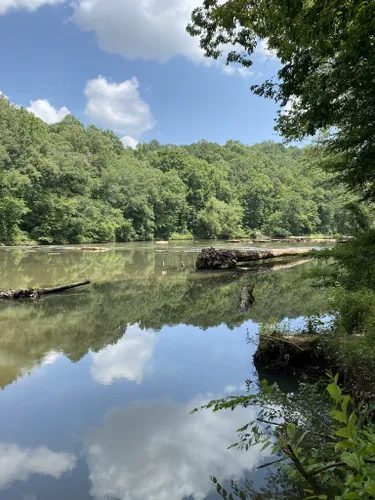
0, 96, 368, 245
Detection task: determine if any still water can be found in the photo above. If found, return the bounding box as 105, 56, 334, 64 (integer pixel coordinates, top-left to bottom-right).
0, 241, 329, 499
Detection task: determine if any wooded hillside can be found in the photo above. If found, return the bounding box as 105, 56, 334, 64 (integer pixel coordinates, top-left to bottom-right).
0, 96, 368, 245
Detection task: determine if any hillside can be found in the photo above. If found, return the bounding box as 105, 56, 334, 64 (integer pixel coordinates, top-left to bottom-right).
0, 96, 366, 245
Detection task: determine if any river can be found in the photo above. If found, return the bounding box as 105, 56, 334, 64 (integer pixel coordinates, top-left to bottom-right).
0, 241, 330, 499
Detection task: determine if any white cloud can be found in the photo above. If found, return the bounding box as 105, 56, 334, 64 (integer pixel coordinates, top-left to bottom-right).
84, 393, 268, 500
224, 384, 237, 393
0, 443, 76, 490
90, 326, 157, 385
222, 65, 254, 78
72, 0, 203, 63
84, 76, 155, 139
0, 0, 64, 15
0, 91, 8, 100
282, 95, 301, 114
121, 136, 139, 149
224, 383, 247, 394
256, 39, 277, 60
27, 99, 71, 124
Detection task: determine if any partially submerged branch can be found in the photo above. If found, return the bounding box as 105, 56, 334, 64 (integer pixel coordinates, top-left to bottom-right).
0, 281, 91, 300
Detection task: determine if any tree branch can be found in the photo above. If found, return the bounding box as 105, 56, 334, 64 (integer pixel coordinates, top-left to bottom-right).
312, 461, 347, 475
257, 457, 288, 470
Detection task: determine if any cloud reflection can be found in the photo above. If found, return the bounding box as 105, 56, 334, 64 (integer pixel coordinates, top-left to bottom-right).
0, 444, 76, 490
42, 350, 62, 365
85, 393, 267, 500
90, 326, 157, 385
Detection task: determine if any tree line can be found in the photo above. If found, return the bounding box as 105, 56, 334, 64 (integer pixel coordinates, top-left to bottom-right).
0, 96, 369, 245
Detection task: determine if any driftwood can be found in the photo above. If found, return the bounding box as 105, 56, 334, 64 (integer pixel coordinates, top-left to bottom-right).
196, 247, 313, 270
0, 280, 91, 300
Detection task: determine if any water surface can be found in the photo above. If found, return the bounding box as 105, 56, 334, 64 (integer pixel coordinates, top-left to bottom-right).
0, 241, 329, 499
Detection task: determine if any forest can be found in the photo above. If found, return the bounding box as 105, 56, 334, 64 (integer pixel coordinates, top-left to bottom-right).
0, 95, 369, 245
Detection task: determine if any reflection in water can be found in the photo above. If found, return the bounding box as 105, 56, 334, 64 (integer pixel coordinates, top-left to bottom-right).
0, 444, 75, 490
0, 246, 329, 390
0, 244, 331, 499
90, 325, 157, 385
84, 394, 267, 500
42, 351, 62, 365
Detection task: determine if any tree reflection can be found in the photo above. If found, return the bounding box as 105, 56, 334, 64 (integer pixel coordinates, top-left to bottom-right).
0, 247, 329, 389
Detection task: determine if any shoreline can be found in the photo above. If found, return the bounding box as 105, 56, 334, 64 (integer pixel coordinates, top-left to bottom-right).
254, 332, 375, 404
0, 236, 350, 250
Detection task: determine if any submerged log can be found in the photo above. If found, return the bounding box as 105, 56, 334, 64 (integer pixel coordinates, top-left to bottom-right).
196, 247, 313, 270
0, 280, 91, 300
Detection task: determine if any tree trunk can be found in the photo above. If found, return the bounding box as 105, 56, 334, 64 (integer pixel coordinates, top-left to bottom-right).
196, 247, 313, 269
0, 281, 91, 300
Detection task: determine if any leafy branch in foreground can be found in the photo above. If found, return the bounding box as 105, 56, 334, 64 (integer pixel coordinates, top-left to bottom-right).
188, 0, 375, 202
192, 375, 375, 499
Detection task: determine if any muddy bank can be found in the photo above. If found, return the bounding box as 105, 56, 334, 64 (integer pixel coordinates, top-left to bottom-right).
254, 334, 332, 378
254, 333, 375, 403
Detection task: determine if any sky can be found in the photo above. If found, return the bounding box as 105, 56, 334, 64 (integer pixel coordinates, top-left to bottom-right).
0, 0, 282, 147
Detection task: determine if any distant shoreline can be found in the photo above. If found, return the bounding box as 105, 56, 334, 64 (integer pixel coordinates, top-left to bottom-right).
0, 236, 351, 250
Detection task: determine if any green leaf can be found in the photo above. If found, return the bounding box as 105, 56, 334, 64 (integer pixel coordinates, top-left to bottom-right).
286, 423, 296, 440
341, 395, 351, 414
297, 431, 309, 446
348, 411, 357, 425
365, 478, 375, 496
330, 410, 347, 424
340, 452, 361, 472
336, 428, 353, 439
345, 493, 362, 500
261, 440, 271, 451
335, 439, 355, 450
327, 382, 342, 403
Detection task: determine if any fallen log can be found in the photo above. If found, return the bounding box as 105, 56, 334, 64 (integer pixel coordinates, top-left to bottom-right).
196, 247, 313, 269
0, 280, 91, 300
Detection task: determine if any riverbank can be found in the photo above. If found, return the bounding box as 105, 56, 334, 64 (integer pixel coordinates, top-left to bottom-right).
254, 331, 375, 403
228, 236, 351, 244
0, 235, 351, 248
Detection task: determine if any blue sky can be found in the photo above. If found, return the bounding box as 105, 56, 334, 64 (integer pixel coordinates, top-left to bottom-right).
0, 0, 282, 147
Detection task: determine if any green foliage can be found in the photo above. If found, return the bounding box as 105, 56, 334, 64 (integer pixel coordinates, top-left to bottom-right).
0, 196, 29, 244
0, 97, 369, 244
187, 0, 375, 199
169, 231, 194, 240
196, 376, 375, 499
313, 230, 375, 335
195, 197, 244, 239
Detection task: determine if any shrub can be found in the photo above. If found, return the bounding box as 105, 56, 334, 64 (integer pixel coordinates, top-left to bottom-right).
269, 227, 292, 238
